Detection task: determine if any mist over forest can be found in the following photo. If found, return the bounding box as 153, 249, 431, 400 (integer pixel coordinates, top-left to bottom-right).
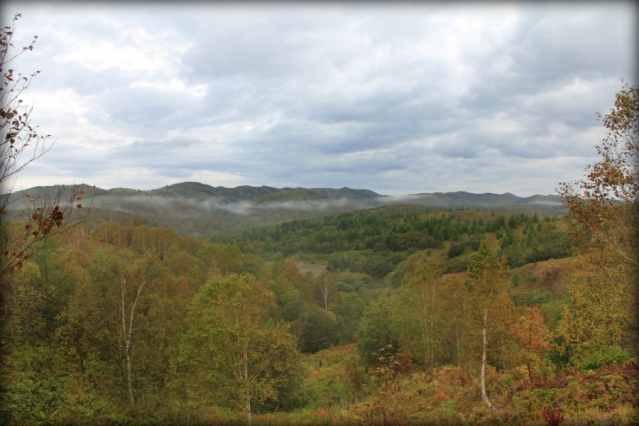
1, 5, 637, 426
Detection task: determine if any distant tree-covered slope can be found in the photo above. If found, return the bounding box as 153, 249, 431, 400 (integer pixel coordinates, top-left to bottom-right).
226, 204, 571, 276
4, 182, 566, 238
408, 191, 564, 208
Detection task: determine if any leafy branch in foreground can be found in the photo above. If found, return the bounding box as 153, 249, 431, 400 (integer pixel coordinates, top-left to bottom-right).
557, 81, 639, 369
1, 13, 93, 277
558, 81, 638, 266
1, 13, 47, 211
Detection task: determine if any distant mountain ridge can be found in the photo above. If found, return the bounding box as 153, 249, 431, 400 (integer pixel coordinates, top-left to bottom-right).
144, 182, 382, 203
408, 191, 564, 208
3, 182, 563, 207
2, 182, 381, 204
3, 182, 565, 238
22, 182, 378, 203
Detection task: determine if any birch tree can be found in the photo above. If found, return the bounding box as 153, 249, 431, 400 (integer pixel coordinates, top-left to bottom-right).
115, 262, 151, 406
313, 271, 338, 310
558, 81, 638, 267
398, 262, 441, 367
557, 82, 639, 363
179, 273, 302, 426
465, 240, 508, 411
88, 249, 157, 406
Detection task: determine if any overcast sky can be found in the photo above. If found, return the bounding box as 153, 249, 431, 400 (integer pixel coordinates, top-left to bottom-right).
2, 2, 636, 196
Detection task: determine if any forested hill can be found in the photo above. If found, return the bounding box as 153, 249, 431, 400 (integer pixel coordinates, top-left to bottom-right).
4, 182, 565, 238
225, 204, 571, 280
3, 182, 382, 204
408, 191, 564, 208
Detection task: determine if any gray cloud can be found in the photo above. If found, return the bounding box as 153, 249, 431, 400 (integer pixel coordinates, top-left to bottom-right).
2, 2, 635, 197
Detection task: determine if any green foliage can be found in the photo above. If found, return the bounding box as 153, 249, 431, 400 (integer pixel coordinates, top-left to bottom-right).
511, 271, 521, 287
579, 345, 630, 371
556, 252, 633, 370
466, 241, 506, 296
6, 75, 637, 426
228, 206, 568, 281
394, 262, 443, 367
253, 188, 328, 203
511, 289, 554, 307
3, 263, 49, 345
363, 252, 399, 278
0, 215, 632, 424
332, 293, 366, 344
334, 272, 373, 293
446, 255, 469, 273
448, 239, 481, 258
298, 345, 364, 412
178, 273, 303, 420
357, 298, 400, 366
311, 271, 339, 310
299, 308, 340, 354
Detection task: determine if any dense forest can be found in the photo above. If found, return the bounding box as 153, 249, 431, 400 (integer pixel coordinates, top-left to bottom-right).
3, 183, 565, 240
224, 205, 569, 275
0, 13, 637, 425
1, 188, 637, 425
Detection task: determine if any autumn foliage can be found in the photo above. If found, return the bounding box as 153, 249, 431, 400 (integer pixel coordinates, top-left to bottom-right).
1, 14, 637, 423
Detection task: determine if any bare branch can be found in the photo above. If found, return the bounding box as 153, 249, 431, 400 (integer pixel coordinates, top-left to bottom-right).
0, 14, 97, 277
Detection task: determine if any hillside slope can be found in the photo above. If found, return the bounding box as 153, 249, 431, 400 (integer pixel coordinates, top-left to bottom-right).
4, 182, 566, 237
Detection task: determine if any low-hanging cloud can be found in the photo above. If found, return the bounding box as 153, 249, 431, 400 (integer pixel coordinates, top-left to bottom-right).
88, 192, 388, 218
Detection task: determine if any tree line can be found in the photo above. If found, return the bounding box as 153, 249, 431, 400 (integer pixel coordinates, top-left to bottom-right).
1, 12, 637, 424
226, 206, 570, 277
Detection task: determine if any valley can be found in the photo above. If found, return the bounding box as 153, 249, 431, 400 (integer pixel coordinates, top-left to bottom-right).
2, 182, 636, 425
5, 182, 566, 239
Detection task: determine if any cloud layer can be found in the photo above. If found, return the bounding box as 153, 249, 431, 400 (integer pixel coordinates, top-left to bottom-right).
3, 2, 636, 196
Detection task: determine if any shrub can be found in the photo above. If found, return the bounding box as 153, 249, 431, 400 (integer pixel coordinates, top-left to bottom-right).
578, 345, 630, 371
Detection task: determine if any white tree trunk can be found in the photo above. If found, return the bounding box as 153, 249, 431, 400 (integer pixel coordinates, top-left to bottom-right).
246, 392, 252, 426
322, 285, 329, 310
119, 277, 146, 407
480, 306, 494, 411
120, 279, 134, 406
